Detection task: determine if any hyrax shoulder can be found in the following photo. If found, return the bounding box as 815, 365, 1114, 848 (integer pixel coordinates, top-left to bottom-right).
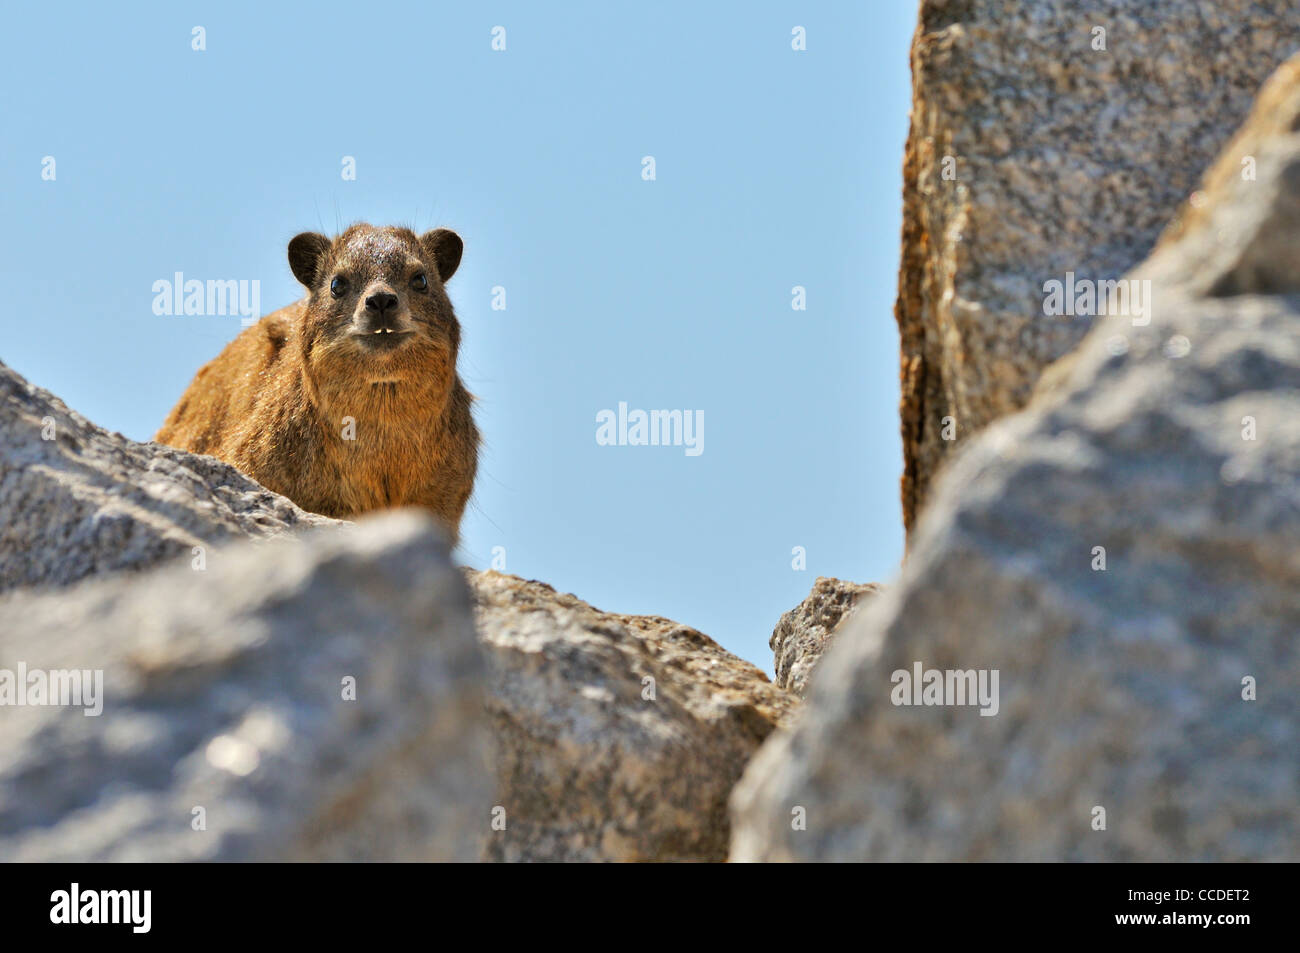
155, 224, 479, 539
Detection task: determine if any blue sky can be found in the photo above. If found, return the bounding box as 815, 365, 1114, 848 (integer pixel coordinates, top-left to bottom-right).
0, 1, 914, 671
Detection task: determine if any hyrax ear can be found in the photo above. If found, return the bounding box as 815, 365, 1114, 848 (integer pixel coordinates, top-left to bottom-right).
420, 228, 463, 282
288, 232, 331, 288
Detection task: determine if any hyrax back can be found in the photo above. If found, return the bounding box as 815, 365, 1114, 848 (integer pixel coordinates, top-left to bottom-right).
155, 224, 479, 538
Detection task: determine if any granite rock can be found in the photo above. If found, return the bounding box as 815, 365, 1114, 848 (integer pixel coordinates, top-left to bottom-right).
897, 0, 1300, 530
732, 53, 1300, 862
0, 512, 491, 862
471, 570, 797, 862
771, 577, 881, 698
0, 359, 338, 594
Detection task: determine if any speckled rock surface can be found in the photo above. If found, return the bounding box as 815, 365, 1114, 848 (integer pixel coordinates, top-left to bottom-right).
0, 512, 491, 862
0, 359, 338, 594
896, 0, 1300, 530
732, 55, 1300, 862
470, 569, 797, 862
771, 577, 881, 698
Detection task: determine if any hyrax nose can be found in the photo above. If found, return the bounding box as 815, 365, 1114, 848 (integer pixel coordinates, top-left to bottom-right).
365, 291, 399, 316
362, 290, 401, 333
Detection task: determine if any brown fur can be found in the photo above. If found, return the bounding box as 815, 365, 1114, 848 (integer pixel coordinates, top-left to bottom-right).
155, 224, 479, 539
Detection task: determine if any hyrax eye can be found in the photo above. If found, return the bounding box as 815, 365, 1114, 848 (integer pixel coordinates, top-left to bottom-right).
411, 273, 428, 293
330, 276, 348, 298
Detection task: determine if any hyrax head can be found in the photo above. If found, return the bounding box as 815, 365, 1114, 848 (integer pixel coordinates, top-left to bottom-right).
287, 224, 463, 386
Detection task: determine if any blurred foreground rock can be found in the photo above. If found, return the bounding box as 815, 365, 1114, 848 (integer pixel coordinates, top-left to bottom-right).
0, 513, 491, 861
897, 0, 1300, 529
732, 52, 1300, 863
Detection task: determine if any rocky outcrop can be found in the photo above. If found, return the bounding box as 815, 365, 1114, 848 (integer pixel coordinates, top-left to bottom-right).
0, 360, 337, 594
771, 578, 881, 698
471, 570, 796, 862
897, 0, 1300, 530
732, 54, 1300, 862
1, 357, 800, 862
0, 512, 491, 862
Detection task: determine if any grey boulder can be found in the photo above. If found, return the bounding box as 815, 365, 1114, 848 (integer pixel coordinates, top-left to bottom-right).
731, 53, 1300, 863
0, 512, 492, 862
771, 578, 881, 698
471, 569, 797, 862
0, 359, 337, 594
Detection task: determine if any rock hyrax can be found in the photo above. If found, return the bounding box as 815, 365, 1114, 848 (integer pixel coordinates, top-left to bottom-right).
155, 224, 479, 538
